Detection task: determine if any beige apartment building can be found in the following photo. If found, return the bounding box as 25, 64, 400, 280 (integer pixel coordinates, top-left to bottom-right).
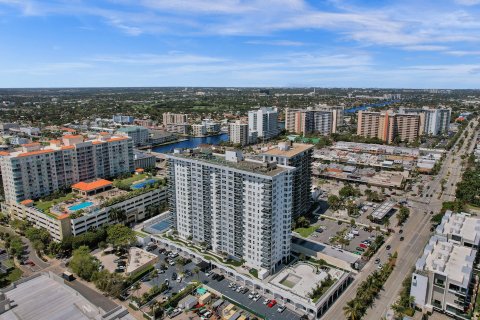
357, 111, 422, 144
162, 112, 188, 125
285, 106, 342, 136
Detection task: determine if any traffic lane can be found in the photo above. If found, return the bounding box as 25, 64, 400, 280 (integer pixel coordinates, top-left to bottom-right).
66, 278, 118, 312
201, 274, 301, 320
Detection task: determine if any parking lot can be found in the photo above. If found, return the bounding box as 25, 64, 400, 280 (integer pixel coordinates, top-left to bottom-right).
307, 217, 382, 254
142, 246, 303, 320
201, 273, 301, 320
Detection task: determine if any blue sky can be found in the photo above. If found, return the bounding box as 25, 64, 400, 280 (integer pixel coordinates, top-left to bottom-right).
1, 0, 480, 88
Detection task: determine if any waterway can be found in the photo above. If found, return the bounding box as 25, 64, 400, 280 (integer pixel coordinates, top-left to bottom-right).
344, 99, 401, 114
152, 133, 229, 153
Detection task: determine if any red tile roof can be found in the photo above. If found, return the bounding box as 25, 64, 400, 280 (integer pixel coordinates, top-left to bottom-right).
72, 179, 112, 192
17, 149, 54, 157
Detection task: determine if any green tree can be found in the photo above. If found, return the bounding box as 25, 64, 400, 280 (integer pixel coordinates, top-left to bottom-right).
108, 208, 127, 224
107, 224, 136, 249
92, 269, 124, 297
69, 246, 99, 281
327, 195, 342, 211
343, 299, 362, 320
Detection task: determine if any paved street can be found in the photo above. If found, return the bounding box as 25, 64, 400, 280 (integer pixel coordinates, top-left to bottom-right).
364, 118, 479, 319
322, 118, 478, 320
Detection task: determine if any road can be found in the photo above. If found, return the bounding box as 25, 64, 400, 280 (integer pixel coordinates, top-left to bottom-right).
323, 118, 478, 320
364, 118, 479, 319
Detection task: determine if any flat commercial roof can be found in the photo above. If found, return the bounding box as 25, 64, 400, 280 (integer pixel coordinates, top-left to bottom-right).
291, 236, 359, 264
262, 143, 314, 158
72, 179, 112, 192
372, 200, 396, 220
436, 211, 480, 246
0, 274, 134, 320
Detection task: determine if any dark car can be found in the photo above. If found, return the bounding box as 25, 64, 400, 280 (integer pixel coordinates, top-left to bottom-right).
399, 229, 403, 234
212, 274, 219, 280
400, 236, 404, 241
385, 245, 391, 250
217, 275, 225, 281
172, 273, 177, 280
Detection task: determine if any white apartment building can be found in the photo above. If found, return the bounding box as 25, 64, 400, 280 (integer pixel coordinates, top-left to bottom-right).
412, 235, 476, 319
167, 149, 294, 273
0, 134, 134, 203
248, 107, 279, 140
228, 121, 249, 146
261, 142, 313, 217
400, 107, 451, 136
435, 211, 480, 249
116, 126, 150, 146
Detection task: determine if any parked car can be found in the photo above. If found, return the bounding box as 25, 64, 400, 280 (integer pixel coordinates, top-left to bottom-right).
267, 300, 277, 308
386, 245, 391, 250
374, 258, 380, 264
355, 247, 365, 252
277, 305, 286, 313
253, 294, 260, 301
217, 275, 224, 281
263, 299, 270, 305
400, 236, 405, 241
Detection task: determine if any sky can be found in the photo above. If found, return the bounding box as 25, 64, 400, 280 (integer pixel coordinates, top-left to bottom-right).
0, 0, 480, 88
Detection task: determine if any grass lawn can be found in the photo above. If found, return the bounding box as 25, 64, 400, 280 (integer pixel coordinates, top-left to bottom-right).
294, 226, 317, 238
35, 193, 76, 212
114, 173, 147, 187
249, 268, 258, 278
225, 259, 244, 267
7, 268, 22, 283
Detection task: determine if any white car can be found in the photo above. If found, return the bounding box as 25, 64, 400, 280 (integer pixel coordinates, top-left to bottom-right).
253, 294, 260, 301
248, 292, 255, 299
263, 299, 270, 305
236, 286, 243, 292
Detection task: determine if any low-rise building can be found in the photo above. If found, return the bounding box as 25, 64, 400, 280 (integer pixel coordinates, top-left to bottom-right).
435, 211, 480, 249
2, 176, 167, 241
0, 272, 135, 320
411, 235, 476, 319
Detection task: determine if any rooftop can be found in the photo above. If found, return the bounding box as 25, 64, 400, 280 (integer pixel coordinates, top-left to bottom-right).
168, 150, 293, 177
436, 211, 480, 246
117, 126, 147, 132
0, 273, 134, 320
416, 235, 476, 286
5, 135, 130, 158
262, 142, 314, 158
72, 179, 113, 192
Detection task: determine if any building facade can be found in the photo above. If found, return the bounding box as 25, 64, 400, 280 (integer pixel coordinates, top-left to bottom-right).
261, 142, 314, 217
0, 135, 134, 203
411, 235, 476, 319
116, 126, 150, 147
285, 106, 342, 136
112, 115, 134, 124
400, 107, 452, 136
162, 112, 188, 125
228, 121, 249, 146
248, 107, 279, 140
357, 111, 422, 143
167, 149, 294, 273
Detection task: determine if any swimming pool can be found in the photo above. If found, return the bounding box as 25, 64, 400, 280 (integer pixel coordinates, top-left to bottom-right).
69, 202, 94, 211
150, 220, 170, 232
131, 179, 157, 190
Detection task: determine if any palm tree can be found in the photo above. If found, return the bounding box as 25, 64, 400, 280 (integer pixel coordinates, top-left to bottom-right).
149, 301, 160, 319
193, 267, 200, 280
131, 282, 141, 298
343, 300, 361, 320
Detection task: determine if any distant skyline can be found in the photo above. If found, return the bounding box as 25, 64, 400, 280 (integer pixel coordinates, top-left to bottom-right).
1, 0, 480, 88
